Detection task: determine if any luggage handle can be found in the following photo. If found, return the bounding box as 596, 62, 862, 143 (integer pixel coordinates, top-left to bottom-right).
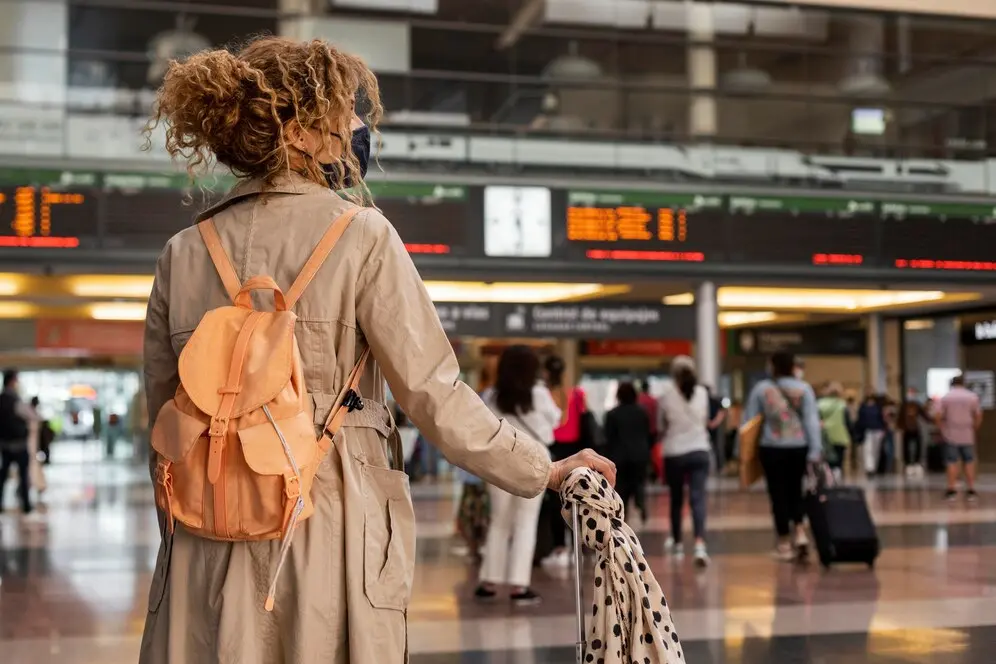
805, 459, 835, 494
570, 502, 585, 664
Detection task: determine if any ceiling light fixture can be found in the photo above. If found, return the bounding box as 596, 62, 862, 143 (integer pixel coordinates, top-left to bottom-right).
89, 303, 148, 321
0, 302, 35, 318
663, 288, 971, 312
425, 282, 628, 303
68, 276, 155, 299
718, 311, 778, 327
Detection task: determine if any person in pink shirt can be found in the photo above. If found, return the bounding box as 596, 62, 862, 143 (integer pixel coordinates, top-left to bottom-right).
936, 374, 983, 502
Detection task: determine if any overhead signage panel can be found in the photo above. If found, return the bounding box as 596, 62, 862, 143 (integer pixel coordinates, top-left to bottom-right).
1, 167, 996, 278
433, 302, 696, 339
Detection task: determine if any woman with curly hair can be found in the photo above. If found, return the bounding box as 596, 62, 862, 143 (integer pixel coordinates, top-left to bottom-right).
140, 36, 615, 664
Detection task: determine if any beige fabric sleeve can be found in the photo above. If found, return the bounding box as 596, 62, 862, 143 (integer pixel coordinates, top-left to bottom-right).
355, 209, 551, 498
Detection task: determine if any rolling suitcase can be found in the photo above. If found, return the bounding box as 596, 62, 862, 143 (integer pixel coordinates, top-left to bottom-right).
805, 470, 879, 569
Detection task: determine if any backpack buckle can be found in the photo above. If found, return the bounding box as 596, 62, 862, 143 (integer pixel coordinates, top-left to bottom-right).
343, 390, 364, 413
209, 418, 229, 438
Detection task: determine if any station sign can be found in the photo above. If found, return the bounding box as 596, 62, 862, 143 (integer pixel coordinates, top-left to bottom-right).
433, 302, 696, 340
729, 327, 867, 357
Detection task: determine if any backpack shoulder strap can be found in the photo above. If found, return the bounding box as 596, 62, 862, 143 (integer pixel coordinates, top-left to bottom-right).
320, 347, 372, 446
198, 218, 241, 303
285, 206, 364, 310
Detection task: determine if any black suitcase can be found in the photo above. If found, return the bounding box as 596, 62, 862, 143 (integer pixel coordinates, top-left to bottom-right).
806, 485, 879, 569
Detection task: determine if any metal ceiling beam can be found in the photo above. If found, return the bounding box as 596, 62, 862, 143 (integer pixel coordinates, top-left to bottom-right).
495, 0, 545, 51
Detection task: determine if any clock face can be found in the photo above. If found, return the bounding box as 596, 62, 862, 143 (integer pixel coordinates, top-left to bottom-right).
484, 186, 552, 258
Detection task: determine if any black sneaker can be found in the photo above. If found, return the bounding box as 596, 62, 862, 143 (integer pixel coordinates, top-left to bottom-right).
945, 490, 958, 503
967, 490, 979, 503
474, 585, 497, 601
510, 589, 541, 607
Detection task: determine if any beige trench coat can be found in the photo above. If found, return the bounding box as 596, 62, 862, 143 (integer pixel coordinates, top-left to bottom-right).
140, 174, 552, 664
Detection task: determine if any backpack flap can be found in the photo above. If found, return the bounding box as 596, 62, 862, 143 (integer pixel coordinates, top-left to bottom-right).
238, 411, 317, 475
178, 307, 298, 418
152, 400, 209, 463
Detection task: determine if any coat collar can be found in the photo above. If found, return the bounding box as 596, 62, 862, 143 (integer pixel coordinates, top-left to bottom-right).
195, 171, 334, 223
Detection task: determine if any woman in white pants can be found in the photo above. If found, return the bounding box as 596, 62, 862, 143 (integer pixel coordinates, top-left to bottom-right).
475, 345, 561, 606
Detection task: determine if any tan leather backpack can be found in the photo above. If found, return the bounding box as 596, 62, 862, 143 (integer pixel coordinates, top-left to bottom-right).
150, 206, 368, 611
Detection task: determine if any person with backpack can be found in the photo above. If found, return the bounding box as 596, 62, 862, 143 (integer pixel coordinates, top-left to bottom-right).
139, 37, 615, 664
743, 352, 823, 561
0, 370, 38, 518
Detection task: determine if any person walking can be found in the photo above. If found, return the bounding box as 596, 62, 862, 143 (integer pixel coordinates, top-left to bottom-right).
476, 346, 562, 605
856, 394, 887, 476
0, 370, 38, 519
900, 389, 929, 478
140, 36, 615, 663
603, 382, 652, 523
657, 356, 712, 567
936, 374, 982, 502
817, 382, 852, 479
744, 352, 822, 561
537, 354, 587, 568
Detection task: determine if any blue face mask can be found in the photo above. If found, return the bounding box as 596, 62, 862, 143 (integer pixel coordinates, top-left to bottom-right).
321, 126, 370, 190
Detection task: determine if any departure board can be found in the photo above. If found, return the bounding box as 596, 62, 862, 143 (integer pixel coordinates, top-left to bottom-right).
563, 191, 880, 267
880, 201, 996, 272
0, 185, 99, 248
565, 192, 718, 263
369, 182, 472, 256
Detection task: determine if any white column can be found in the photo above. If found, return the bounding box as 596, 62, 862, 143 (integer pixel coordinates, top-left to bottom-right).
686, 2, 717, 140
867, 313, 886, 394
696, 281, 720, 389
557, 339, 580, 391
279, 0, 316, 39
0, 0, 68, 104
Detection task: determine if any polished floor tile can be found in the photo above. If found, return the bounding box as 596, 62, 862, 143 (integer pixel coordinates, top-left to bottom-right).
4, 452, 996, 663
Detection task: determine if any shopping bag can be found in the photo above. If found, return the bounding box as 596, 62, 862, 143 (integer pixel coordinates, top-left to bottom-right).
738, 414, 764, 488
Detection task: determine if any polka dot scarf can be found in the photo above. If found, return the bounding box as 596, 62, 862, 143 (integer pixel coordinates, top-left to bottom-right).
560, 467, 685, 664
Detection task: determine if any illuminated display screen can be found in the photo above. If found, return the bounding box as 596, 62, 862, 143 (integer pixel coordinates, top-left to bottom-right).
0, 177, 472, 254
881, 203, 996, 271
564, 192, 719, 263
3, 170, 996, 280
563, 192, 881, 267
0, 186, 96, 248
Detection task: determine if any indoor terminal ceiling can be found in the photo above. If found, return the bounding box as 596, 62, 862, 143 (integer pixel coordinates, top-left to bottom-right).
0, 273, 991, 328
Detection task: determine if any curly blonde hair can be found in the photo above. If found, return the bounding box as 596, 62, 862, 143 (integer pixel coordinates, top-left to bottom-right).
146, 36, 382, 203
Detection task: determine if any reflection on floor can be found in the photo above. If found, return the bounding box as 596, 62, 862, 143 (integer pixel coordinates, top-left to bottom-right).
3, 453, 996, 663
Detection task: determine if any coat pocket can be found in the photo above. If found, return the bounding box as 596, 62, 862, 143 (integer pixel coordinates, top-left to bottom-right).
361, 463, 415, 611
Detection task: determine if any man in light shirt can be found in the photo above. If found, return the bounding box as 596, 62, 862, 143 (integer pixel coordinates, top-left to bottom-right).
936, 374, 983, 502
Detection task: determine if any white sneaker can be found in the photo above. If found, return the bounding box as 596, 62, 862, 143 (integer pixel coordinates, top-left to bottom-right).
772, 544, 795, 562
664, 537, 684, 559
693, 542, 709, 568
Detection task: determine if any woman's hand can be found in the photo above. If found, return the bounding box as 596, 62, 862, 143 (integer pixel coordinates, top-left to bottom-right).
547, 448, 617, 490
